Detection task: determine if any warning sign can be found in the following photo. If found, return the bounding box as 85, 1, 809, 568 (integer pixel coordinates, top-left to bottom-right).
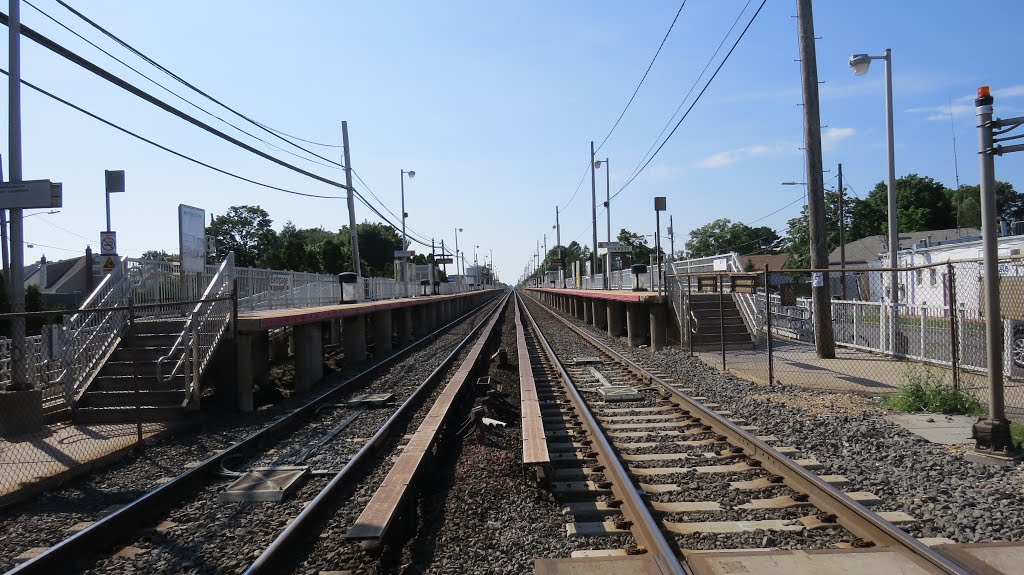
101, 256, 117, 274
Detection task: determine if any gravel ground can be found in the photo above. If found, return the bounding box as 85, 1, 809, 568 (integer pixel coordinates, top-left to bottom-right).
0, 296, 500, 574
525, 293, 1024, 545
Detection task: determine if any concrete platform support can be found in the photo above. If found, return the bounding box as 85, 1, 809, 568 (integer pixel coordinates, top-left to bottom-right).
607, 301, 625, 338
626, 303, 649, 347
374, 310, 393, 357
269, 332, 289, 362
583, 299, 593, 324
343, 315, 367, 364
593, 300, 608, 330
234, 333, 255, 413
649, 304, 667, 352
395, 308, 412, 346
568, 296, 575, 317
329, 319, 341, 345
253, 331, 270, 391
294, 323, 324, 393
576, 297, 586, 321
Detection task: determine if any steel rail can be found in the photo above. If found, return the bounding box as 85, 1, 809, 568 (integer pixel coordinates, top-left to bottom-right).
7, 292, 504, 575
524, 292, 973, 575
243, 290, 511, 574
517, 293, 688, 575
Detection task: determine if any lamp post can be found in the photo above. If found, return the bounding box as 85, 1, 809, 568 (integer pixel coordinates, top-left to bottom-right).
555, 205, 563, 286
850, 49, 899, 353
400, 169, 415, 293
454, 226, 463, 287
589, 141, 599, 282
594, 158, 611, 289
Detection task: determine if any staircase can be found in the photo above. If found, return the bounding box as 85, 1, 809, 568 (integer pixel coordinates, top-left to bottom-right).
688, 293, 755, 352
74, 318, 191, 423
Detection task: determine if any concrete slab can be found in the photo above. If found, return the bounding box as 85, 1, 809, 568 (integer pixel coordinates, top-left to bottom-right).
685, 548, 939, 575
219, 466, 309, 502
886, 413, 975, 445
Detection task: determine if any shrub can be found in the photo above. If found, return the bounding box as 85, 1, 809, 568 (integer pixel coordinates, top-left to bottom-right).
884, 368, 983, 416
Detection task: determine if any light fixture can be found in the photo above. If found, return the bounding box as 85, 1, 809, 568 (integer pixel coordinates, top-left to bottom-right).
407, 170, 415, 179
593, 160, 604, 169
849, 53, 871, 76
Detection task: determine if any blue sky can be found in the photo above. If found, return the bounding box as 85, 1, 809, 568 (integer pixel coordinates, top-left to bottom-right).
2, 0, 1023, 283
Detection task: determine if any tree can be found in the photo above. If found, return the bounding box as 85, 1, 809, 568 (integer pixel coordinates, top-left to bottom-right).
354, 221, 402, 277
618, 229, 653, 264
140, 250, 179, 262
849, 174, 955, 240
945, 181, 1024, 230
684, 219, 780, 258
207, 205, 278, 268
783, 189, 855, 269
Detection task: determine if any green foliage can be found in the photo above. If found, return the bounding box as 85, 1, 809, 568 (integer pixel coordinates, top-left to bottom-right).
208, 205, 278, 268
783, 189, 854, 269
685, 218, 780, 259
140, 250, 179, 262
945, 181, 1024, 230
618, 229, 654, 264
883, 368, 983, 416
1012, 421, 1024, 450
849, 174, 955, 239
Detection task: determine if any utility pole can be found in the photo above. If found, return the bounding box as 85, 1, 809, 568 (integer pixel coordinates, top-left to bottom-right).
8, 0, 29, 390
0, 158, 8, 292
440, 239, 447, 276
796, 0, 835, 358
838, 163, 847, 300
555, 205, 563, 279
342, 121, 360, 277
669, 215, 675, 264
590, 141, 599, 279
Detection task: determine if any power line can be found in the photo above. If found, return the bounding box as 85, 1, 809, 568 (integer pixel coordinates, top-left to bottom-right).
612, 0, 766, 201
745, 193, 806, 225
0, 13, 348, 191
0, 68, 343, 199
23, 0, 341, 171
255, 122, 342, 148
34, 215, 91, 241
595, 0, 687, 153
49, 0, 344, 163
618, 0, 752, 194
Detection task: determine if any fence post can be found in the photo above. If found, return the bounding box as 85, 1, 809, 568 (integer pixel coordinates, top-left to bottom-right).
129, 299, 142, 447
920, 305, 927, 359
947, 262, 960, 391
765, 265, 773, 387
232, 278, 239, 341
719, 277, 726, 371
853, 303, 858, 344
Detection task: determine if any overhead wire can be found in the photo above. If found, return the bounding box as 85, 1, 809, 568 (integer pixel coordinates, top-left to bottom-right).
595, 0, 687, 154
0, 67, 343, 199
34, 215, 92, 241
23, 0, 340, 171
611, 0, 767, 202
48, 0, 344, 163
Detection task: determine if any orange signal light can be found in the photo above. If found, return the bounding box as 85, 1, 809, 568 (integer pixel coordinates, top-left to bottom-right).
978, 86, 992, 98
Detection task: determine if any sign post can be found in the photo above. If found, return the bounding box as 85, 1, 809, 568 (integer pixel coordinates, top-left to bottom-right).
178, 205, 206, 299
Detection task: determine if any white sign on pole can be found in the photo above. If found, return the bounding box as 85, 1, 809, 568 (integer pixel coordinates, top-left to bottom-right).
100, 231, 117, 256
394, 250, 415, 258
0, 179, 63, 209
178, 204, 206, 273
713, 257, 728, 272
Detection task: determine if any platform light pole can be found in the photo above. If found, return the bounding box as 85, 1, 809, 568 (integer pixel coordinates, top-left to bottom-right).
400, 169, 415, 292
850, 48, 897, 356
594, 157, 610, 289
555, 205, 563, 286
7, 0, 28, 391
590, 141, 599, 281
342, 122, 361, 277
454, 226, 463, 285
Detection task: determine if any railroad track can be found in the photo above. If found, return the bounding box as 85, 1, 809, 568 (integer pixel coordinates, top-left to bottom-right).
517, 292, 978, 575
7, 291, 506, 575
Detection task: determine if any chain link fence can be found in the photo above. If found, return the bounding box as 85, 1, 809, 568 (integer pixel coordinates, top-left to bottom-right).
668, 260, 1024, 421
0, 291, 234, 504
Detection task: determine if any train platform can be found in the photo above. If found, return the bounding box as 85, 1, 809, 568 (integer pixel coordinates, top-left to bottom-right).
526, 287, 666, 303
0, 421, 170, 507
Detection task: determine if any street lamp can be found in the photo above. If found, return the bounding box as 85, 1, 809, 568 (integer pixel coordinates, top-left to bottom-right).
454, 226, 463, 283
594, 158, 611, 289
850, 48, 899, 353
400, 169, 415, 292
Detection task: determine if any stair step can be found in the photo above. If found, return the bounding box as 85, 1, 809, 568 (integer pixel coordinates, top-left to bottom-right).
130, 319, 187, 335
79, 390, 186, 408
90, 374, 186, 392
112, 347, 176, 362
73, 405, 187, 424
128, 333, 180, 347
100, 361, 161, 377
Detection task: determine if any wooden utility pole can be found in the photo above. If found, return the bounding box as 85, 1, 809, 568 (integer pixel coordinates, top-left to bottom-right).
342, 121, 360, 277
796, 0, 835, 358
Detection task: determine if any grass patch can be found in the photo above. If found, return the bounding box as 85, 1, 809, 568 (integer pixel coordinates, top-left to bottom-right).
1013, 421, 1024, 450
884, 368, 984, 416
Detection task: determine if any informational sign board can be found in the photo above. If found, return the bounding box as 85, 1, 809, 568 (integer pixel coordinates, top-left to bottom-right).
434, 258, 453, 264
732, 276, 757, 294
0, 179, 62, 209
105, 170, 125, 194
713, 257, 728, 272
394, 250, 415, 258
101, 255, 118, 275
178, 204, 206, 273
100, 231, 117, 256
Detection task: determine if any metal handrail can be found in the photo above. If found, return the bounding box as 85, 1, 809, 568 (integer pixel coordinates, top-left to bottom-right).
156, 253, 234, 389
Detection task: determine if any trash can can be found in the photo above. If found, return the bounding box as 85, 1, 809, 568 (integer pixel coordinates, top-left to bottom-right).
338, 272, 359, 304
420, 279, 431, 296
630, 264, 648, 292
434, 280, 441, 295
